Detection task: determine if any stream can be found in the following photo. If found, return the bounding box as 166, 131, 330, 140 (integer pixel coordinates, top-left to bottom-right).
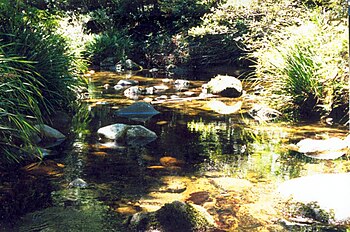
1, 71, 349, 231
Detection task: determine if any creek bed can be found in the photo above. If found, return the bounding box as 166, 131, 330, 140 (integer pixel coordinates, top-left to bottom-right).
1, 71, 349, 231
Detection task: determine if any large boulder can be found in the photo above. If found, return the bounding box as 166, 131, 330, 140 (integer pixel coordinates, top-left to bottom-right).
278, 173, 350, 224
97, 123, 129, 141
97, 123, 157, 146
206, 75, 243, 98
125, 125, 157, 145
129, 201, 215, 232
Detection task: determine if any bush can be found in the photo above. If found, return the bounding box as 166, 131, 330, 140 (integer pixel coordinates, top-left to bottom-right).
0, 1, 88, 164
0, 46, 44, 164
253, 10, 348, 120
84, 30, 132, 66
0, 3, 86, 112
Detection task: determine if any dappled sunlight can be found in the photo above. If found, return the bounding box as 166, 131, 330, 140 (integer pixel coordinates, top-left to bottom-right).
1, 0, 348, 230
2, 70, 349, 231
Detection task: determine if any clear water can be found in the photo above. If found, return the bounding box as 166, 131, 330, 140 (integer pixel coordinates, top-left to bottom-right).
1, 71, 349, 231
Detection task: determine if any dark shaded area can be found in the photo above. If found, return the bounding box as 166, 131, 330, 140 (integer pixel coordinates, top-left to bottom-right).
0, 171, 53, 223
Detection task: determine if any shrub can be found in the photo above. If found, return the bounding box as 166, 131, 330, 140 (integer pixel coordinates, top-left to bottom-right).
0, 46, 44, 164
253, 10, 348, 120
0, 2, 86, 113
84, 30, 132, 66
0, 1, 88, 164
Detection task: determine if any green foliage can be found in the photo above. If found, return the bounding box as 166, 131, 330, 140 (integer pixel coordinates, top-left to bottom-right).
84, 30, 132, 66
0, 1, 88, 164
253, 9, 348, 120
0, 46, 43, 164
189, 0, 347, 120
0, 2, 85, 111
281, 44, 322, 104
80, 0, 216, 67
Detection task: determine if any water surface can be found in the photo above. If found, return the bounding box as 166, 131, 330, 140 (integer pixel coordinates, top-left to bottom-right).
1, 71, 349, 231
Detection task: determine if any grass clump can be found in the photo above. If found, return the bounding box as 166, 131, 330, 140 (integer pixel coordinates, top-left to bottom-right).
0, 1, 88, 165
0, 47, 44, 164
253, 10, 348, 121
84, 30, 132, 67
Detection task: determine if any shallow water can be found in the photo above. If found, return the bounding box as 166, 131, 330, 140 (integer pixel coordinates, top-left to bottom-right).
1, 71, 349, 231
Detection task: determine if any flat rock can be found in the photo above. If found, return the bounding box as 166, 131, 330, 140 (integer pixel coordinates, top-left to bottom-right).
288, 136, 349, 160
116, 102, 160, 122
278, 173, 350, 223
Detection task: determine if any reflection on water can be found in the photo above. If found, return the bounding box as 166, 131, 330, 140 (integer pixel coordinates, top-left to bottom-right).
1, 71, 349, 231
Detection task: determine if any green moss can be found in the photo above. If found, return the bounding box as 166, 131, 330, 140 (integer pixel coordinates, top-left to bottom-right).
128, 201, 213, 232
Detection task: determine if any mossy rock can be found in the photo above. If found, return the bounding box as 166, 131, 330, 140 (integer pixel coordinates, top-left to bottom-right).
129, 201, 215, 232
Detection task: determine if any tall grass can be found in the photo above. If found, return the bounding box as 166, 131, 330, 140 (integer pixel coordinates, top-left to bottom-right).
0, 2, 86, 113
84, 30, 132, 66
0, 46, 44, 164
281, 44, 322, 103
253, 9, 348, 121
0, 2, 88, 165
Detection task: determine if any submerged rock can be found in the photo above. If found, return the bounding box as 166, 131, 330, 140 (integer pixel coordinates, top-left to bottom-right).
209, 177, 253, 192
206, 75, 243, 98
186, 191, 211, 205
69, 178, 88, 188
248, 104, 281, 122
278, 173, 350, 224
129, 201, 215, 231
158, 179, 187, 193
159, 156, 184, 167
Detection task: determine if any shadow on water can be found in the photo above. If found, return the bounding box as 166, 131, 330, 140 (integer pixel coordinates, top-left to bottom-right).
1, 71, 349, 231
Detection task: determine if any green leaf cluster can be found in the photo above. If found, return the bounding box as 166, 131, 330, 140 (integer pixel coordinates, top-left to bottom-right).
0, 1, 88, 165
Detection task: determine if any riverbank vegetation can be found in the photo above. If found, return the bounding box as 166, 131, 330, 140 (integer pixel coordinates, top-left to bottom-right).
0, 0, 348, 164
187, 0, 348, 122
0, 1, 87, 165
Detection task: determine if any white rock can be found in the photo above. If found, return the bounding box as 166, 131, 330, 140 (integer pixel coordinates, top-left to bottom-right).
97, 123, 128, 140
278, 173, 350, 223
